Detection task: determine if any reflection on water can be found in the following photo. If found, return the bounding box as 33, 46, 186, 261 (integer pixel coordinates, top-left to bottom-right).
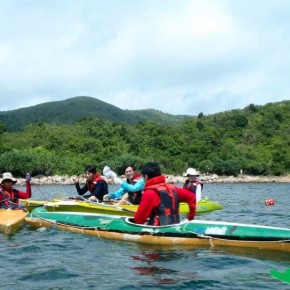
130, 248, 198, 286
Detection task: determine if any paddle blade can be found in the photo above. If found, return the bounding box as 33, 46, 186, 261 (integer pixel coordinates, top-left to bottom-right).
270, 268, 290, 283
51, 192, 67, 200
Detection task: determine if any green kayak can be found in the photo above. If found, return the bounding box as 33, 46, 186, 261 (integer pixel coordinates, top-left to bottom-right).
25, 208, 290, 252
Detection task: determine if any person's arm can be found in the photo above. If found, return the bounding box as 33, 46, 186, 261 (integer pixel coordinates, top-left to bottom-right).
14, 188, 31, 199
109, 187, 126, 199
75, 183, 88, 195
134, 189, 160, 224
115, 193, 129, 205
195, 184, 201, 202
121, 178, 145, 192
16, 175, 32, 199
25, 181, 31, 198
175, 187, 196, 221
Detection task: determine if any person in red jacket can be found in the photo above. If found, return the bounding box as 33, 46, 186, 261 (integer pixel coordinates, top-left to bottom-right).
134, 162, 196, 226
0, 172, 32, 209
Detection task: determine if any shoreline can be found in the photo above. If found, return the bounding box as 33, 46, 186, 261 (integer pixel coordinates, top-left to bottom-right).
15, 173, 290, 186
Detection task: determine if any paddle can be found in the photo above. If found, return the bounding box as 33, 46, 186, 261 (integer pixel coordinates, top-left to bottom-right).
270, 268, 290, 283
51, 192, 68, 201
33, 185, 50, 201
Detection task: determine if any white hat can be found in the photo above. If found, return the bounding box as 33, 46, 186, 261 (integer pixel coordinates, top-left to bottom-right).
183, 168, 200, 177
1, 172, 17, 184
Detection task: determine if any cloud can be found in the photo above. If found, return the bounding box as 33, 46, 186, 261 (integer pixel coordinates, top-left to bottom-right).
0, 0, 289, 115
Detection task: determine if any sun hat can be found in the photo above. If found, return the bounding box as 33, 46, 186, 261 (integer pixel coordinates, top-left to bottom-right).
183, 168, 200, 177
1, 172, 17, 184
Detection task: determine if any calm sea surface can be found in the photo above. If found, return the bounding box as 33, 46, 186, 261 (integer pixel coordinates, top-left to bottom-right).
1, 183, 290, 289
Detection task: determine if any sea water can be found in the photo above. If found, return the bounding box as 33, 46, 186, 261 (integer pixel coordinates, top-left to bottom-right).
1, 183, 290, 289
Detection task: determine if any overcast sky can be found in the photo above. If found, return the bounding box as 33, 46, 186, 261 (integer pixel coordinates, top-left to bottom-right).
0, 0, 289, 116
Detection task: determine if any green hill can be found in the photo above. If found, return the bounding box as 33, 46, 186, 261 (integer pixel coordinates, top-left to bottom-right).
0, 96, 193, 131
0, 99, 289, 176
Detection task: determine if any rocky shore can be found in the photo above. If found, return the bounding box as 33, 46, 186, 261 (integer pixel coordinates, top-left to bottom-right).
15, 173, 290, 186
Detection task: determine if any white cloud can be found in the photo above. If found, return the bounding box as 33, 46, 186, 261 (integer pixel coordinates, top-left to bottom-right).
0, 0, 289, 115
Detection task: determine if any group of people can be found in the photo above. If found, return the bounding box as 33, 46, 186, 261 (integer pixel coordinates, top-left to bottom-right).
0, 162, 203, 226
73, 162, 203, 226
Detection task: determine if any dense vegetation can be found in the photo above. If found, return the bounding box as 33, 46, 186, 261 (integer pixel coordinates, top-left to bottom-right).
0, 99, 289, 177
0, 96, 191, 131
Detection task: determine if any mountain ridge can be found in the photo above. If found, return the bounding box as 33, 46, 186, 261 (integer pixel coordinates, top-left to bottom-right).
0, 96, 193, 131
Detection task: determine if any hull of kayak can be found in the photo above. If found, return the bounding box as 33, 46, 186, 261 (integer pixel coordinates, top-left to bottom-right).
25, 208, 290, 252
0, 209, 28, 235
21, 198, 223, 215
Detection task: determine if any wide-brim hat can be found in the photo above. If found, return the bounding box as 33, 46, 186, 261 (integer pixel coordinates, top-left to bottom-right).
183, 168, 200, 177
1, 172, 17, 184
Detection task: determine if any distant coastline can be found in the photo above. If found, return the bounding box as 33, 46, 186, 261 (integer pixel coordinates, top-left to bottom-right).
15, 173, 290, 186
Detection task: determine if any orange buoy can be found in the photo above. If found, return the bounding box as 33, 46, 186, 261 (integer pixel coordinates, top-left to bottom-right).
265, 198, 275, 206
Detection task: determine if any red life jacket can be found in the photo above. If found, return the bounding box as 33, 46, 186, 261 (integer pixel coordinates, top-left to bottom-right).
87, 174, 104, 193
146, 181, 180, 226
127, 172, 142, 205
0, 187, 19, 208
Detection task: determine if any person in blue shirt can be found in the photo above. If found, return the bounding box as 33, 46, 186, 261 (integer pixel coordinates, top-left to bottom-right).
103, 165, 145, 205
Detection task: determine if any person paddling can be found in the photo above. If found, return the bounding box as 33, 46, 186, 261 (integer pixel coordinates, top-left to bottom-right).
0, 172, 32, 209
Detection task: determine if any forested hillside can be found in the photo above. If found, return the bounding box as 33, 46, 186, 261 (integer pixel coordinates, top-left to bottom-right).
0, 100, 289, 177
0, 96, 191, 131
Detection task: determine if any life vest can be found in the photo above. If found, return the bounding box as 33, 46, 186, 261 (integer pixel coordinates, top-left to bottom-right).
87, 174, 105, 193
183, 180, 203, 194
127, 173, 142, 205
0, 188, 19, 208
146, 182, 180, 226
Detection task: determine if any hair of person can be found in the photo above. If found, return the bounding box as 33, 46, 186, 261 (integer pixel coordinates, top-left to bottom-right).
141, 162, 161, 179
84, 165, 97, 174
123, 164, 135, 172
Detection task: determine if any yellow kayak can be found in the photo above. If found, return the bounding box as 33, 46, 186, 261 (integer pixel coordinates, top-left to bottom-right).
120, 199, 223, 214
0, 209, 28, 235
21, 198, 223, 216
